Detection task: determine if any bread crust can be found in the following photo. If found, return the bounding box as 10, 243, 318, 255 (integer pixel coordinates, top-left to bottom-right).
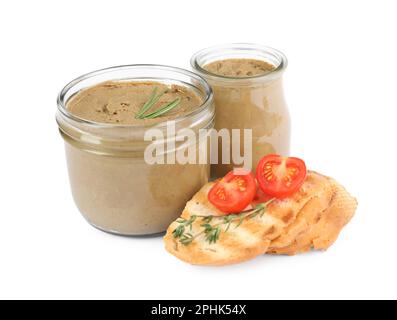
164, 171, 357, 266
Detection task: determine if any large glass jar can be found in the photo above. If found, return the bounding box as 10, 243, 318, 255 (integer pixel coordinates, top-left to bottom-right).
191, 44, 290, 178
56, 65, 214, 235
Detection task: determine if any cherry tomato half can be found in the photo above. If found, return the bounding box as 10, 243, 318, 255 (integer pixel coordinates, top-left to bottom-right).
208, 169, 257, 214
256, 154, 307, 199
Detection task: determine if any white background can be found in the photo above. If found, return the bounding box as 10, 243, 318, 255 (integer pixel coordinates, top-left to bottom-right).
0, 0, 396, 300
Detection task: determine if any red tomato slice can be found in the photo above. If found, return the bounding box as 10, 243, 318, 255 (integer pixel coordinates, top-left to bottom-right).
208, 169, 257, 214
256, 154, 307, 199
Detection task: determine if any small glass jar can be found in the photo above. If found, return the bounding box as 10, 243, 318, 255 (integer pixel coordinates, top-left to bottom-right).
191, 43, 290, 178
56, 65, 214, 235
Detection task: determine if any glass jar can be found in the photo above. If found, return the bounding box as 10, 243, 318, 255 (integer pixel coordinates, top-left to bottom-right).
56, 65, 215, 235
191, 43, 290, 178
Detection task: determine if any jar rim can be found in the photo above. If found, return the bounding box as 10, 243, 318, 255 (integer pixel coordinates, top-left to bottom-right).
191, 43, 288, 83
57, 64, 214, 129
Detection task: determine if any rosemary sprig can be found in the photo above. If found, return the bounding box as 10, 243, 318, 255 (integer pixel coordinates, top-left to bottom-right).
135, 87, 181, 119
142, 98, 181, 119
172, 199, 274, 246
135, 88, 165, 119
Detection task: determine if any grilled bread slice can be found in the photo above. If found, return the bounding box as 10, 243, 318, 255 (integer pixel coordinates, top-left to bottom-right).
267, 179, 357, 255
164, 171, 349, 266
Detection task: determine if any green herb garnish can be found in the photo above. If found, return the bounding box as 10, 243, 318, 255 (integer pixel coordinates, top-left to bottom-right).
142, 98, 181, 119
172, 199, 274, 246
135, 87, 181, 119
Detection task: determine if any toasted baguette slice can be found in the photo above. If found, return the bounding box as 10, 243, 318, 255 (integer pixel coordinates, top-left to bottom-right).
267, 179, 357, 255
164, 171, 347, 266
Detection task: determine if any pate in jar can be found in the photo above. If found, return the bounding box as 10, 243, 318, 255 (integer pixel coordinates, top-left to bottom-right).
56, 65, 214, 235
191, 44, 290, 178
